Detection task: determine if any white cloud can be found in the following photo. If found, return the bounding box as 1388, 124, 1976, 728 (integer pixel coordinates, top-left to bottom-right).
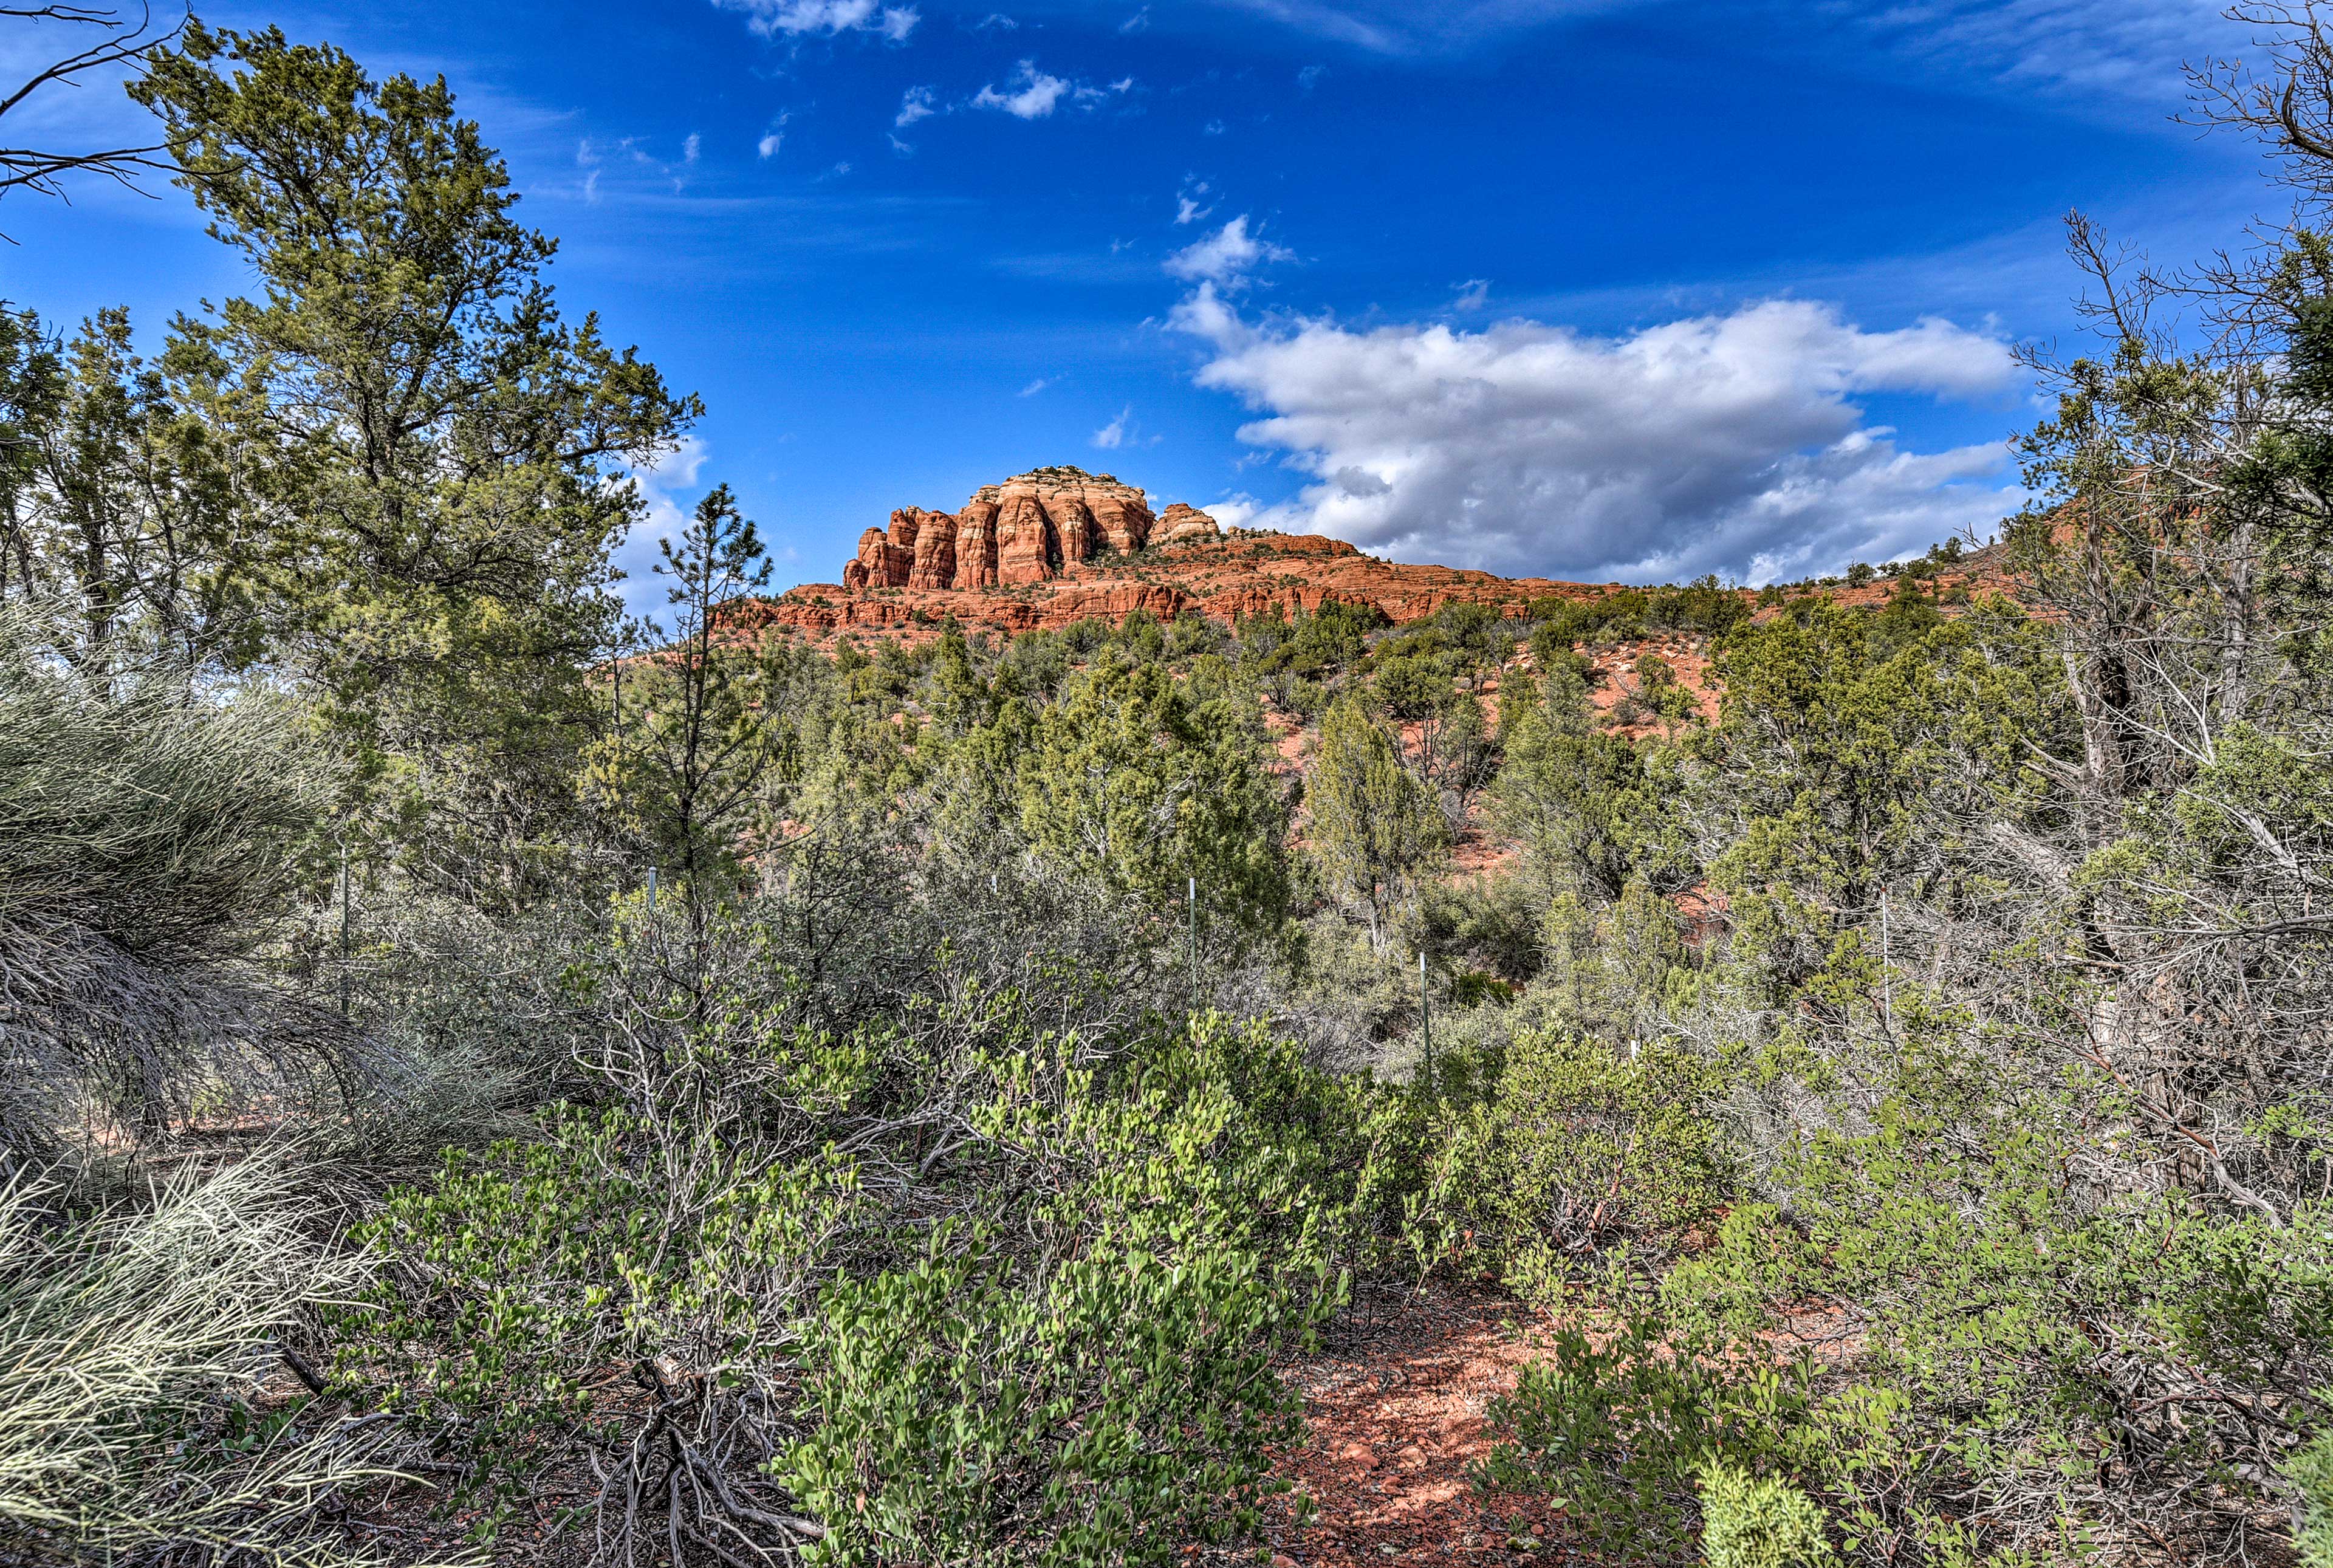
896, 85, 937, 125
1020, 377, 1053, 395
1202, 117, 1227, 135
974, 60, 1074, 118
1196, 0, 2204, 97
1297, 63, 1327, 91
1164, 214, 1294, 287
1197, 0, 1617, 52
1093, 406, 1132, 449
1453, 278, 1490, 311
758, 131, 785, 157
615, 436, 711, 615
1175, 179, 1214, 225
1169, 290, 2023, 584
1121, 6, 1152, 31
682, 132, 702, 163
968, 61, 1132, 119
713, 0, 920, 40
975, 10, 1019, 26
1847, 0, 2218, 100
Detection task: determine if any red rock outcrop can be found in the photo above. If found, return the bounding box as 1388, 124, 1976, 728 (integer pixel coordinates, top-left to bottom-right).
841, 467, 1168, 592
1159, 502, 1220, 544
733, 465, 1859, 648
903, 508, 958, 590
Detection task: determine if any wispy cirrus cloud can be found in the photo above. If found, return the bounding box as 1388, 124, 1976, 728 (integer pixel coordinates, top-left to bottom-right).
1841, 0, 2221, 97
1177, 0, 2215, 100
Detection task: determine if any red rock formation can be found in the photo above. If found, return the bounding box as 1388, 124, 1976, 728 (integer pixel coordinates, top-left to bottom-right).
955, 495, 1000, 589
957, 468, 1162, 584
1159, 502, 1220, 544
994, 488, 1057, 585
905, 508, 958, 590
883, 510, 921, 583
739, 466, 1642, 648
843, 527, 890, 590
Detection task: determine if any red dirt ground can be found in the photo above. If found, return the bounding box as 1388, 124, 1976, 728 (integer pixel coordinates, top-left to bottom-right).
1255, 1280, 1583, 1568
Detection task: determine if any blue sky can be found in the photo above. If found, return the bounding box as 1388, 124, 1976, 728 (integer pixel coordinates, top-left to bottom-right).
0, 0, 2280, 600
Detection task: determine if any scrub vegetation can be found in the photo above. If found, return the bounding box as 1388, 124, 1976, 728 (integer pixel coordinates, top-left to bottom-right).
8, 9, 2333, 1568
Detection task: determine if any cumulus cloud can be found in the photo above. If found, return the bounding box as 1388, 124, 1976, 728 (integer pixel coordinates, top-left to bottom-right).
1176, 179, 1214, 225
713, 0, 919, 40
1169, 290, 2024, 584
1020, 377, 1053, 395
1453, 278, 1490, 311
896, 85, 937, 125
1093, 406, 1132, 448
1164, 214, 1294, 287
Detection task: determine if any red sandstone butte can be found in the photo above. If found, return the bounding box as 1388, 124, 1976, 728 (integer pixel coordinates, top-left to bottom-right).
728, 465, 1615, 643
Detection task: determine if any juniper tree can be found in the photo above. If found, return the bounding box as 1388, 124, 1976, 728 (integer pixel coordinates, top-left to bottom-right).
1307, 696, 1444, 951
128, 24, 700, 906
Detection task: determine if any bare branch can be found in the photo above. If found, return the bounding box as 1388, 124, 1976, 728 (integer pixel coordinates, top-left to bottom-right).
0, 3, 184, 225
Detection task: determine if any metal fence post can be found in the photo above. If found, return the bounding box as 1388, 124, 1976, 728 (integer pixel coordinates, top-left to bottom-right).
1419, 948, 1431, 1076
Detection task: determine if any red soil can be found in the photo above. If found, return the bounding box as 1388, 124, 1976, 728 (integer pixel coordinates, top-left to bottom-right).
1258, 1280, 1586, 1568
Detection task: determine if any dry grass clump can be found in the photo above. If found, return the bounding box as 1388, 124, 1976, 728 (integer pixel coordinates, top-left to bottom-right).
0, 1152, 439, 1567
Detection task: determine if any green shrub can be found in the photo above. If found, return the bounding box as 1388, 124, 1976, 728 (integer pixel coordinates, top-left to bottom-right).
1475, 1282, 1840, 1556
1423, 1028, 1730, 1298
341, 898, 1369, 1567
2292, 1430, 2333, 1568
1700, 1463, 1835, 1568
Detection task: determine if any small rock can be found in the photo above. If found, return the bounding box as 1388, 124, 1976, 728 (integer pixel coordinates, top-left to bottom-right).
1528, 1525, 1544, 1538
1272, 1556, 1298, 1568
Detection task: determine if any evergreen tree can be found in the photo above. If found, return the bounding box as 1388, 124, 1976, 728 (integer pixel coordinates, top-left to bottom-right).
129, 24, 700, 904
1307, 696, 1444, 950
585, 485, 775, 914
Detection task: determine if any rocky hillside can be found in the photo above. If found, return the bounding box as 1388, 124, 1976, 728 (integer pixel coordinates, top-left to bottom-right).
728, 465, 1615, 643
